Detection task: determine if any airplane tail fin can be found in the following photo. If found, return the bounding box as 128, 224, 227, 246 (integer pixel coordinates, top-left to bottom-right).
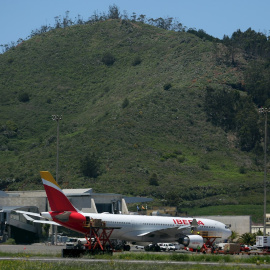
40, 171, 77, 212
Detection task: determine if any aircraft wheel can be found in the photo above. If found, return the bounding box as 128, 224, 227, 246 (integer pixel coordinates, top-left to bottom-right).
144, 245, 150, 251
123, 245, 130, 251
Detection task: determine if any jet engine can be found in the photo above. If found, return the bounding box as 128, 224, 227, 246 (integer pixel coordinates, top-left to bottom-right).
178, 235, 204, 249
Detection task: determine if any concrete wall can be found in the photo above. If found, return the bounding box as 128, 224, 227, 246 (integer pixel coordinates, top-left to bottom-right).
4, 190, 126, 214
68, 196, 93, 212
92, 193, 122, 204
196, 215, 251, 235
0, 196, 47, 212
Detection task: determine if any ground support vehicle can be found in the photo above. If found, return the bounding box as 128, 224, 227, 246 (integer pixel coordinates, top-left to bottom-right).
256, 236, 270, 248
144, 244, 161, 252
213, 243, 240, 255
65, 238, 78, 249
189, 236, 221, 253
135, 245, 144, 250
243, 248, 270, 255
62, 218, 120, 257
158, 243, 177, 251
65, 238, 87, 249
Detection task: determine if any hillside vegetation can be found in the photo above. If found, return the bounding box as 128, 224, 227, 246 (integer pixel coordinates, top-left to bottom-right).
1, 13, 270, 222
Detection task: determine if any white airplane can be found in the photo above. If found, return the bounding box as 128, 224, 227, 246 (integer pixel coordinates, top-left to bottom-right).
17, 171, 231, 250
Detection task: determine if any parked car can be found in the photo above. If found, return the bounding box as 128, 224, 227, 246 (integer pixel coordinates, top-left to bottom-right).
65, 238, 86, 249
66, 238, 78, 249
158, 243, 177, 251
135, 245, 144, 250
240, 244, 250, 252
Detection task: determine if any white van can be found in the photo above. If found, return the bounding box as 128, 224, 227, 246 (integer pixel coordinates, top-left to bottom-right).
158, 243, 177, 251
66, 238, 87, 249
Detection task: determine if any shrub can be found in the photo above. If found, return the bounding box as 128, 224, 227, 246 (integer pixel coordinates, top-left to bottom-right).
132, 56, 142, 66
18, 92, 30, 102
122, 98, 129, 108
7, 58, 14, 64
3, 120, 18, 138
149, 173, 159, 186
102, 52, 115, 66
239, 166, 247, 174
177, 156, 185, 163
163, 83, 172, 90
200, 163, 210, 170
4, 238, 16, 245
80, 153, 101, 178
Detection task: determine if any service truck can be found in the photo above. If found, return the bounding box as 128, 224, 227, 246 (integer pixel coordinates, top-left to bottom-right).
66, 238, 86, 249
256, 236, 270, 248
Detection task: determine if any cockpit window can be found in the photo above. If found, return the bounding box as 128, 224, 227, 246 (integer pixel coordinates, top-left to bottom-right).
225, 225, 231, 229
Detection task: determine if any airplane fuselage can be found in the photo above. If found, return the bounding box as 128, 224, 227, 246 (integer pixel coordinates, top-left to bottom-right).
49, 211, 231, 243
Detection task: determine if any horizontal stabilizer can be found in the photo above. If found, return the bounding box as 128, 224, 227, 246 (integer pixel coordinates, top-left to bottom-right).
33, 219, 61, 226
15, 210, 61, 226
16, 210, 43, 218
22, 213, 36, 221
23, 213, 60, 226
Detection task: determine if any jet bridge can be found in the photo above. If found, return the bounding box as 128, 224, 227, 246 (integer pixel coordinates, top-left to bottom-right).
0, 206, 41, 243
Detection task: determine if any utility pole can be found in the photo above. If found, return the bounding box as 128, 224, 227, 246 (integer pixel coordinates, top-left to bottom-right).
52, 115, 62, 245
52, 115, 62, 182
258, 108, 269, 236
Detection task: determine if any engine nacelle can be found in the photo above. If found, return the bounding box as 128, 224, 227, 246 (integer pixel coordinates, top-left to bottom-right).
178, 235, 204, 249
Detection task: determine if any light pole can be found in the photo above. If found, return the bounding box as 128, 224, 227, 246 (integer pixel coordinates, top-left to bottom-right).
52, 115, 62, 245
258, 107, 270, 236
52, 115, 62, 182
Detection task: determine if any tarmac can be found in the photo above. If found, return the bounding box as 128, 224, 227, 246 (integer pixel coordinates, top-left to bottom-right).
1, 244, 270, 268
0, 243, 64, 255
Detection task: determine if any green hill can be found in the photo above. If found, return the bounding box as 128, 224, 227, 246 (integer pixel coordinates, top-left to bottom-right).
0, 19, 267, 222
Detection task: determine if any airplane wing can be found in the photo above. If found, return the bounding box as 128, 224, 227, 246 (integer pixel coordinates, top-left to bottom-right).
15, 210, 61, 226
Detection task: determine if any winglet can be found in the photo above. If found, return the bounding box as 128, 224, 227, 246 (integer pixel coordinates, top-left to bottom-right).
40, 171, 77, 213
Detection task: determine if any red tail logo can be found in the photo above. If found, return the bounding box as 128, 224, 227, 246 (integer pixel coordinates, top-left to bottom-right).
40, 171, 77, 212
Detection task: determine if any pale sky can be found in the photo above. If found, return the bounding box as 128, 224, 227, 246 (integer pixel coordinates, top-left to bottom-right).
1, 0, 270, 45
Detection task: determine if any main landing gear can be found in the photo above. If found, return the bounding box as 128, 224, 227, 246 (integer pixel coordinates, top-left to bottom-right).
144, 244, 161, 252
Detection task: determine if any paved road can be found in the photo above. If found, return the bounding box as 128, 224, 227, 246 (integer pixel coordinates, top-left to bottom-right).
0, 243, 63, 255
1, 244, 270, 268
0, 243, 143, 254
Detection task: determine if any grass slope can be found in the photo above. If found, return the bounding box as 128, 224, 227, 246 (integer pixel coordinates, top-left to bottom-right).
0, 20, 266, 221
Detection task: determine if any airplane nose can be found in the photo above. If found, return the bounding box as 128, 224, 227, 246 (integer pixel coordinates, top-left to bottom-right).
226, 229, 232, 238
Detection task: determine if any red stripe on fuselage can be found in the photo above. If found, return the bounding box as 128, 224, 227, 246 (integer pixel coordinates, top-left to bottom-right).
51, 211, 87, 234
44, 185, 77, 212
